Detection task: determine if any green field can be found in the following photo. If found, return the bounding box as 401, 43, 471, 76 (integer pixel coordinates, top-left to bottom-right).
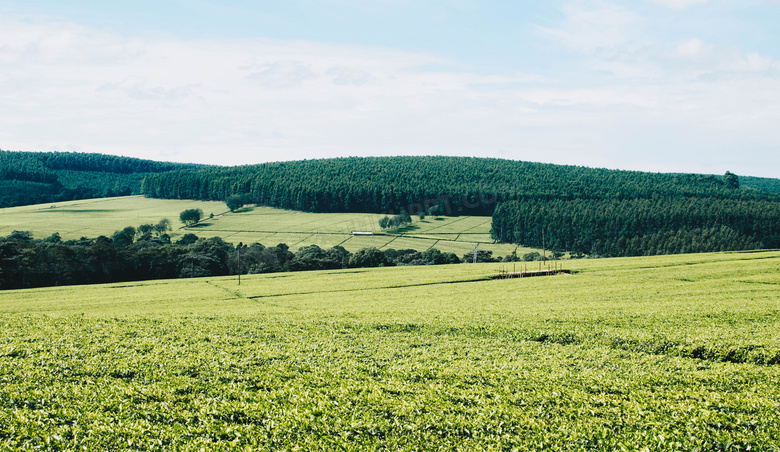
0, 196, 527, 256
0, 196, 227, 241
1, 251, 779, 450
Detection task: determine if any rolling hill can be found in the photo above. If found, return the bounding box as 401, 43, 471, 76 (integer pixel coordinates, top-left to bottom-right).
3, 151, 780, 258
0, 150, 200, 208
139, 155, 780, 256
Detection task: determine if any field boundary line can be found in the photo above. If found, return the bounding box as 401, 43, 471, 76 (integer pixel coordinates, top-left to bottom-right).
422, 216, 470, 233
460, 218, 492, 233
382, 235, 399, 249
205, 281, 249, 300
636, 253, 780, 270
335, 236, 352, 247
179, 209, 231, 231
291, 233, 316, 248
245, 276, 492, 300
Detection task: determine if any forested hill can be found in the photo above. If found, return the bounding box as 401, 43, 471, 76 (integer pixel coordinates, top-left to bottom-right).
140, 156, 780, 257
0, 150, 200, 208
5, 151, 779, 257
140, 156, 773, 215
739, 175, 780, 194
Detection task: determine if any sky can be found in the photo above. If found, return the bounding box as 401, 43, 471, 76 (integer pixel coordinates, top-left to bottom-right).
1, 0, 779, 177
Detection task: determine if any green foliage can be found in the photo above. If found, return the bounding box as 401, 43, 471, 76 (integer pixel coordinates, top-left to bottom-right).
112, 226, 136, 248
0, 149, 199, 208
288, 244, 346, 271
349, 247, 388, 268
724, 171, 740, 189
177, 233, 199, 246
523, 251, 542, 261
379, 212, 412, 230
143, 156, 775, 216
462, 249, 498, 263
419, 248, 459, 265
179, 208, 203, 227
492, 197, 780, 257
225, 194, 248, 212
0, 228, 472, 290
154, 218, 171, 236
392, 210, 412, 228
0, 252, 778, 449
739, 175, 780, 194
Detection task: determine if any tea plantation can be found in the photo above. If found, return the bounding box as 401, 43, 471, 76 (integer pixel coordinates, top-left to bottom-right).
1, 251, 779, 450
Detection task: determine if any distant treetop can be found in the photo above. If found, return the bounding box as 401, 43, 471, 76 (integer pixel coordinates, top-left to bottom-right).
141, 155, 776, 216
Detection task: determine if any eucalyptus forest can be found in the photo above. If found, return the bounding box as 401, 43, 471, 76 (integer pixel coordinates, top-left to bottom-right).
0, 150, 198, 207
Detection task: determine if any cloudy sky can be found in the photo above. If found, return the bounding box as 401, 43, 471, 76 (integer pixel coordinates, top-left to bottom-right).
1, 0, 778, 177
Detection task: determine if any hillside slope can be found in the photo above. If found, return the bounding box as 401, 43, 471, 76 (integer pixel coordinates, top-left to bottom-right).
0, 150, 200, 207
140, 155, 780, 256
141, 156, 766, 215
739, 175, 780, 194
5, 152, 779, 256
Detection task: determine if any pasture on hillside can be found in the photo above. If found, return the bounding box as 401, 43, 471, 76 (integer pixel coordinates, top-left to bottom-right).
0, 196, 226, 241
1, 251, 779, 450
0, 196, 526, 256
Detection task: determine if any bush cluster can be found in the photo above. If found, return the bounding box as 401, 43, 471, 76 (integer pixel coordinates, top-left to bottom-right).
0, 227, 469, 290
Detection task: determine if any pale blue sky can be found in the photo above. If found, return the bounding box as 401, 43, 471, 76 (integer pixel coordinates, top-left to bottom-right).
1, 0, 779, 177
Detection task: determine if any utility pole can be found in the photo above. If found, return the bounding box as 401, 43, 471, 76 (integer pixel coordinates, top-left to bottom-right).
542, 228, 546, 262
473, 243, 479, 264
237, 242, 242, 286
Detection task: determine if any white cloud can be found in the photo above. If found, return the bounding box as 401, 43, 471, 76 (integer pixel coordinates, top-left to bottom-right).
0, 14, 540, 165
647, 0, 712, 9
675, 38, 703, 56
246, 61, 318, 89
537, 1, 643, 53
519, 1, 780, 175
0, 6, 778, 178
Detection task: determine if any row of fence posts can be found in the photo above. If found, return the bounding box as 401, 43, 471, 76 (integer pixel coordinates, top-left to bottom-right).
495, 261, 565, 279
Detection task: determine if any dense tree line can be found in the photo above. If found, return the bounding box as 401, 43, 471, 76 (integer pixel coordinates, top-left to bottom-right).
142, 156, 770, 216
1, 150, 195, 174
491, 197, 780, 258
379, 211, 413, 230
0, 229, 466, 291
738, 175, 780, 194
0, 150, 200, 208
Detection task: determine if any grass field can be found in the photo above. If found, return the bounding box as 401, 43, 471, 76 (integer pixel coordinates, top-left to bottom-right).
1, 251, 779, 450
0, 196, 527, 256
0, 196, 227, 241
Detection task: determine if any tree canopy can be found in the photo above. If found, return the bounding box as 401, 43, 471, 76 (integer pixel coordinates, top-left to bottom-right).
0, 149, 200, 208
0, 230, 465, 291
141, 156, 780, 217
179, 209, 203, 227
226, 194, 247, 212
491, 197, 780, 257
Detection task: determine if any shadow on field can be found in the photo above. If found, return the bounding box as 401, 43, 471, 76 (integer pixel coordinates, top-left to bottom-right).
390, 224, 420, 234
